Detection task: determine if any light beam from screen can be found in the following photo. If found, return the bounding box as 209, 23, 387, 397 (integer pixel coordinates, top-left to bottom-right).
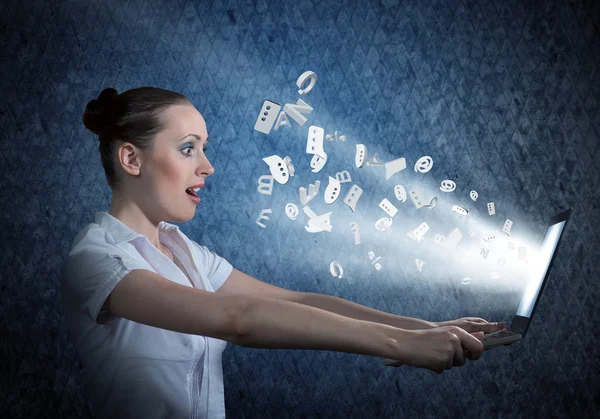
286, 117, 546, 301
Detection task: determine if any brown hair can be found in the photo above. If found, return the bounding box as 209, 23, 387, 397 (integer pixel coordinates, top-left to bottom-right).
82, 87, 192, 191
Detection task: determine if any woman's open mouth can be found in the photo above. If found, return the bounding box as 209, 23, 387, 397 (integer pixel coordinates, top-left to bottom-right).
185, 188, 200, 204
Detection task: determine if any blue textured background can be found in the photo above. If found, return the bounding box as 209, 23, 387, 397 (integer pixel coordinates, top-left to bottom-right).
1, 0, 600, 417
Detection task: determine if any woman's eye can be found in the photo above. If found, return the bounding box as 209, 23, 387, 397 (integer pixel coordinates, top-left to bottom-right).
182, 144, 207, 156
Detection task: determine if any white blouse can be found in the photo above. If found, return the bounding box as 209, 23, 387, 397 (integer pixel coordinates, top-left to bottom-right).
60, 211, 234, 418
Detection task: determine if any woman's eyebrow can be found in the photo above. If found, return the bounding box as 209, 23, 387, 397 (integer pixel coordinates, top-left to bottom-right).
177, 134, 208, 142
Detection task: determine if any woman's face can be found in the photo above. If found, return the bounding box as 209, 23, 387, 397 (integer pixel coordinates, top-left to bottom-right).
120, 104, 214, 222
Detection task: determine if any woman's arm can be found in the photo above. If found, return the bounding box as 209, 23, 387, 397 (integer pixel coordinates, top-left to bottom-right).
236, 294, 404, 360
108, 268, 408, 360
218, 269, 437, 330
296, 292, 438, 330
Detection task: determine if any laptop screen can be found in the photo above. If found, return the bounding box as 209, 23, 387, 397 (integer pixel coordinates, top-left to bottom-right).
511, 209, 571, 335
516, 220, 566, 317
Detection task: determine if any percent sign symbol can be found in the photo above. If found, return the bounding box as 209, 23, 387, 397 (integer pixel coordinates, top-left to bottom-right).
326, 130, 347, 142
368, 251, 382, 271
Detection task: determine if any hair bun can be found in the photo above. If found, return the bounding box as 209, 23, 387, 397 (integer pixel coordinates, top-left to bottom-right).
83, 88, 119, 135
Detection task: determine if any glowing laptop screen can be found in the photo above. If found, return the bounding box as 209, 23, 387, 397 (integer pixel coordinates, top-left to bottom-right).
516, 220, 566, 317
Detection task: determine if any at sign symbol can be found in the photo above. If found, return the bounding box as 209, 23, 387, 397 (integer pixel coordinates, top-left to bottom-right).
414, 156, 433, 173
440, 180, 456, 193
285, 203, 299, 220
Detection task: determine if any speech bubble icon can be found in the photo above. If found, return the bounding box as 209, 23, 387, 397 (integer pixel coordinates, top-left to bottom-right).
355, 144, 367, 168
394, 185, 407, 202
343, 184, 363, 212
306, 125, 326, 158
310, 153, 327, 173
385, 157, 406, 179
324, 176, 341, 204
262, 155, 289, 184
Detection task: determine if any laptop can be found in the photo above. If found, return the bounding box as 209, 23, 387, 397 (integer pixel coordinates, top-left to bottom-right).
383, 208, 572, 366
482, 207, 572, 349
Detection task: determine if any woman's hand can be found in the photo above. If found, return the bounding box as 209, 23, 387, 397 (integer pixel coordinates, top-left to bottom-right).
435, 317, 508, 353
384, 326, 486, 374
436, 317, 506, 334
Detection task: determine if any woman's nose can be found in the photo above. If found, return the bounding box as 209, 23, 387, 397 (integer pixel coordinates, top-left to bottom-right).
200, 156, 214, 176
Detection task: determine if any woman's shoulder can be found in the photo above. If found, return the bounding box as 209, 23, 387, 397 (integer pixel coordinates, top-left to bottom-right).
61, 223, 125, 281
69, 222, 118, 255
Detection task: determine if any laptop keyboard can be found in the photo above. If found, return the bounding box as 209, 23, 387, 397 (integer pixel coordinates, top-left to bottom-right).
483, 329, 514, 341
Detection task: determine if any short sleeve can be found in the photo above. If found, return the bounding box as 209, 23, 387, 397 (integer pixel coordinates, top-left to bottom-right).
60, 228, 150, 324
189, 241, 233, 291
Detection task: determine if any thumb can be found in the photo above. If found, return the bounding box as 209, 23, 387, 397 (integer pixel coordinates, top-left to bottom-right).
470, 331, 484, 340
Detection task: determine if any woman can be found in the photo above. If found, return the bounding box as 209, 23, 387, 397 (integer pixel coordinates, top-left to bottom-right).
60, 86, 506, 419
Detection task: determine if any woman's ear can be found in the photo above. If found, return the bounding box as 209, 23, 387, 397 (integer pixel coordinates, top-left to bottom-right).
117, 143, 144, 176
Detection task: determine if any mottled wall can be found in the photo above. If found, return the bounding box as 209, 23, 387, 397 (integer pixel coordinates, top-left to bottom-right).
1, 0, 599, 417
